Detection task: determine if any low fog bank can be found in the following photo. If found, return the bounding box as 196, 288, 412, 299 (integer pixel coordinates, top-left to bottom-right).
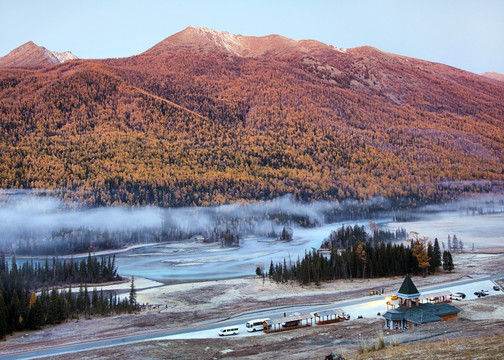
0, 190, 502, 256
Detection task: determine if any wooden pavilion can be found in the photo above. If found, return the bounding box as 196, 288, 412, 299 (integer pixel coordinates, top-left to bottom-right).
313, 308, 346, 325
262, 313, 313, 333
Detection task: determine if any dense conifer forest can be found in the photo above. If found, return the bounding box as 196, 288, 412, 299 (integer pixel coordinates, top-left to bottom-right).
0, 253, 136, 340
266, 226, 451, 284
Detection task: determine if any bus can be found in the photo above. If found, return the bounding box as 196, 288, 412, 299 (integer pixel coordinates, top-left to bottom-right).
218, 326, 239, 336
245, 318, 270, 332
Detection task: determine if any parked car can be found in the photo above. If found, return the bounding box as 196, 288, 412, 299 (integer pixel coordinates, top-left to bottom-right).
474, 291, 487, 297
451, 292, 465, 300
493, 285, 500, 291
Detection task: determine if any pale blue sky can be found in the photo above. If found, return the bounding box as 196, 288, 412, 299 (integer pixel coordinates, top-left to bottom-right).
1, 0, 503, 74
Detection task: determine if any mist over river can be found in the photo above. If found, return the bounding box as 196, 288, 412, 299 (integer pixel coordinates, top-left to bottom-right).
1, 191, 503, 282
114, 210, 504, 282
113, 220, 386, 281
116, 209, 504, 281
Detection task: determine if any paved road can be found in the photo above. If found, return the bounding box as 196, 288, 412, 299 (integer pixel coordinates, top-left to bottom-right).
1, 274, 502, 359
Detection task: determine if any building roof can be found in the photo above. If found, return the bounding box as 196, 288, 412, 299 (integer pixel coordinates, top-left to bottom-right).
419, 291, 451, 302
397, 274, 420, 299
382, 308, 410, 321
428, 302, 461, 317
264, 313, 312, 326
382, 302, 460, 325
404, 307, 442, 324
314, 308, 344, 318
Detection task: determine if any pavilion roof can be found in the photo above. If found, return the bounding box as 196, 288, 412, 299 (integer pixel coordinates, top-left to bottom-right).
382, 303, 460, 325
397, 274, 420, 299
264, 313, 312, 326
314, 308, 344, 318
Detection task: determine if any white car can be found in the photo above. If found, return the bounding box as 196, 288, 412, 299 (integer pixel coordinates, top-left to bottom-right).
451, 293, 465, 301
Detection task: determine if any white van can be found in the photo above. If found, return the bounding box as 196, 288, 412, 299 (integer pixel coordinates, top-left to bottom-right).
245, 318, 270, 332
218, 326, 239, 336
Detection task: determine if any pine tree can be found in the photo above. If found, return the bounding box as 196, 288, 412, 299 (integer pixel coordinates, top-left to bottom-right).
452, 235, 459, 252
46, 289, 59, 325
0, 251, 6, 273
77, 283, 85, 312
0, 293, 8, 340
255, 266, 263, 277
443, 251, 454, 272
129, 277, 137, 310
66, 285, 74, 315
25, 297, 45, 330
9, 290, 22, 331
432, 238, 442, 270
427, 242, 434, 274
84, 285, 90, 312
91, 288, 99, 314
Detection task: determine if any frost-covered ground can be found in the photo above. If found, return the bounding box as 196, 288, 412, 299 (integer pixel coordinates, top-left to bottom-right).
3, 252, 503, 359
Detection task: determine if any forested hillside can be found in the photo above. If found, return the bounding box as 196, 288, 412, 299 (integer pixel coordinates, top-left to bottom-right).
1, 27, 503, 207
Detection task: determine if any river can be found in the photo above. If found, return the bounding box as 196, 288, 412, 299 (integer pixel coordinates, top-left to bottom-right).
2, 192, 503, 283
114, 211, 504, 282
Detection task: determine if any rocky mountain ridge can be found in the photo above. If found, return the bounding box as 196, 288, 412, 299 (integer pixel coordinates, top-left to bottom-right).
482, 71, 504, 82
143, 26, 347, 57
0, 41, 77, 68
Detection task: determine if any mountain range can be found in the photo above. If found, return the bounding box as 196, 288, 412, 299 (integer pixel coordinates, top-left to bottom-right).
0, 27, 503, 207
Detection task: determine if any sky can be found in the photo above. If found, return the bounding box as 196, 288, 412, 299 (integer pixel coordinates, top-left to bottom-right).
0, 0, 503, 74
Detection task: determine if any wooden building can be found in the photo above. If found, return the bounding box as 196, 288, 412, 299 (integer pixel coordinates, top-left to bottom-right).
263, 313, 313, 333
314, 308, 346, 325
382, 274, 460, 330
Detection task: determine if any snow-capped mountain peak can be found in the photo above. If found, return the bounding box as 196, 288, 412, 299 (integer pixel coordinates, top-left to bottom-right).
0, 41, 77, 68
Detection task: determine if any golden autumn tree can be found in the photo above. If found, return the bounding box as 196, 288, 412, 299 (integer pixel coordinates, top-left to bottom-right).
408, 231, 431, 277
355, 241, 367, 280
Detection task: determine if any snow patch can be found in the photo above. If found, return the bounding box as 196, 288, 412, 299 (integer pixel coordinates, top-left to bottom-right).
51, 50, 78, 63
192, 27, 244, 56
40, 48, 77, 64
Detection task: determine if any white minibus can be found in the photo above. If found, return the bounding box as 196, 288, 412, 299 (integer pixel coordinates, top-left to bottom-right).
218, 326, 239, 336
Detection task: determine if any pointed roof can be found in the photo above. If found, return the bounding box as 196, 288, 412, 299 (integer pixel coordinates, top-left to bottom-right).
397, 274, 420, 299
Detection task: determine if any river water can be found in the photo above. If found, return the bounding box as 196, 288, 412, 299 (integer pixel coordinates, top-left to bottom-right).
2, 191, 503, 282
114, 211, 504, 282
